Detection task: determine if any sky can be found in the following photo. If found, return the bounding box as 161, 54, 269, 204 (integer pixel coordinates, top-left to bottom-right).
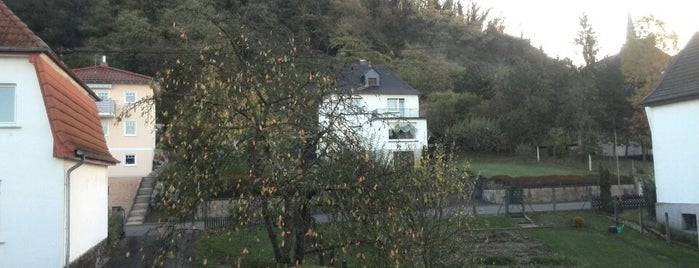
475, 0, 697, 65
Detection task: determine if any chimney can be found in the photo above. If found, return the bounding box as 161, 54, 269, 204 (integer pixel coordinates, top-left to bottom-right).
100, 56, 108, 67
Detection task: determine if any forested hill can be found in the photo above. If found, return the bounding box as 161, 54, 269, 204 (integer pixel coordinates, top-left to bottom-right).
6, 0, 668, 156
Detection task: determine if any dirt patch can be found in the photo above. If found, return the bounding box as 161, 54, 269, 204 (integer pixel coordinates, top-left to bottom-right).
464, 229, 574, 266
109, 177, 141, 217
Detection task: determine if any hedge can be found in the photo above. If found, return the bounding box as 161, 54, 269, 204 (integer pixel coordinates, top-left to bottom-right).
488, 174, 634, 188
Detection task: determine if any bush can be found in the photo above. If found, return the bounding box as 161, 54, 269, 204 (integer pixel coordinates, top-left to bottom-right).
472, 255, 518, 265
447, 117, 504, 152
528, 256, 577, 266
572, 216, 585, 228
107, 213, 124, 247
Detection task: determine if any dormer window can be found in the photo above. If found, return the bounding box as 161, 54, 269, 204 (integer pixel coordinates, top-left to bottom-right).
363, 69, 380, 87
368, 77, 377, 86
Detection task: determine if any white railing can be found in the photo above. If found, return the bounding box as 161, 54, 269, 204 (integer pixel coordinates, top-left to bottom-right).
371, 108, 421, 118
96, 100, 116, 117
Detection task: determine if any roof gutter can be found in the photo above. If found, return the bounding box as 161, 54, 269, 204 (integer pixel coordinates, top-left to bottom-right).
64, 150, 85, 268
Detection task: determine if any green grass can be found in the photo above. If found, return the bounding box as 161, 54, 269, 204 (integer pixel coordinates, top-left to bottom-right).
198, 215, 516, 267
525, 211, 699, 267
459, 154, 653, 178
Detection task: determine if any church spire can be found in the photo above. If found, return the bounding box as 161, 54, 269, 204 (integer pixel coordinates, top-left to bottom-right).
626, 12, 637, 42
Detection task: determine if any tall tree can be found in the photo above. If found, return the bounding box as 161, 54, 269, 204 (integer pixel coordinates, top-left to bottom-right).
620, 15, 675, 158
575, 13, 599, 67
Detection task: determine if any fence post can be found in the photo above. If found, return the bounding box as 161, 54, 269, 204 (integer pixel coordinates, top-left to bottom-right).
665, 212, 671, 243
552, 187, 556, 212
638, 203, 643, 234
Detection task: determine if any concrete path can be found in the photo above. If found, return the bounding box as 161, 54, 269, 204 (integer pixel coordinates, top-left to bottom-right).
124, 201, 592, 237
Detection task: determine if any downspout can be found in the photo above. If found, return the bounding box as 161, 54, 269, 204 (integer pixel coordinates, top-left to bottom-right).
64, 150, 85, 268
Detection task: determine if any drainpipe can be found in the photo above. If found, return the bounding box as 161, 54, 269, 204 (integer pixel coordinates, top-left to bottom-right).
64, 150, 85, 268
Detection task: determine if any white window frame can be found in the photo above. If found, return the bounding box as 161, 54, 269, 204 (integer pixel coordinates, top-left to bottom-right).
124, 91, 137, 104
124, 154, 136, 166
101, 120, 109, 136
0, 84, 17, 125
97, 91, 110, 101
124, 121, 137, 136
387, 98, 405, 117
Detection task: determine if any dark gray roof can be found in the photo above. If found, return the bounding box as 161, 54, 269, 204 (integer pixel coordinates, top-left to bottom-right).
644, 32, 699, 106
336, 63, 420, 95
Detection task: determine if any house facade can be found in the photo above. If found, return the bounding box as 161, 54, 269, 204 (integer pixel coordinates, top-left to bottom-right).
73, 60, 156, 178
644, 32, 699, 232
324, 60, 428, 163
0, 1, 118, 267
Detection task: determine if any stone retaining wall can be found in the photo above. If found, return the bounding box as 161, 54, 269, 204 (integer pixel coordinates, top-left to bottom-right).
482, 184, 637, 204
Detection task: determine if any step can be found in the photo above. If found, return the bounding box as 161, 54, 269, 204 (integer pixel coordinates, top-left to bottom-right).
135, 195, 151, 203
141, 177, 156, 184
130, 208, 147, 216
138, 188, 153, 195
132, 203, 149, 210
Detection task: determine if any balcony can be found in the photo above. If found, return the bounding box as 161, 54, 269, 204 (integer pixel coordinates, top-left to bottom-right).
96, 100, 116, 117
371, 108, 422, 119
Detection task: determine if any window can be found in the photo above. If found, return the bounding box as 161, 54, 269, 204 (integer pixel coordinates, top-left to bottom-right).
682, 214, 697, 231
124, 92, 137, 104
389, 122, 416, 139
368, 77, 378, 86
0, 85, 16, 124
387, 98, 405, 116
124, 154, 136, 166
97, 91, 109, 101
101, 120, 109, 136
124, 121, 136, 136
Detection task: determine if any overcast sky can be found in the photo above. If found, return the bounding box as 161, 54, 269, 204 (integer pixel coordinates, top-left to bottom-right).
475, 0, 696, 65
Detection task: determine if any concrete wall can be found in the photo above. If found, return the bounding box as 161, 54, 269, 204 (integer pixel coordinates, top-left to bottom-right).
482, 184, 637, 204
656, 202, 699, 232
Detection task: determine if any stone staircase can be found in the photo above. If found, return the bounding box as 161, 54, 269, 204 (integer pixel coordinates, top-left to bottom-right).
125, 176, 156, 225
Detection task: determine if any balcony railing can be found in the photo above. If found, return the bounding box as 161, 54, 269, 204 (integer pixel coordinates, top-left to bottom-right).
96, 100, 116, 117
371, 108, 422, 118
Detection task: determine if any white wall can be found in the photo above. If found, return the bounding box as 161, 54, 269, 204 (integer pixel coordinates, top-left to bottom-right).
647, 100, 699, 204
0, 55, 66, 267
66, 161, 108, 262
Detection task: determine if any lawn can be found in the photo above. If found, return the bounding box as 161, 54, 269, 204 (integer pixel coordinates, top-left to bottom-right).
525, 211, 699, 267
459, 153, 654, 178
198, 212, 699, 267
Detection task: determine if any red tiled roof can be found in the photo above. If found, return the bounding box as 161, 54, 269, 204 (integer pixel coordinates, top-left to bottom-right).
0, 1, 117, 165
73, 64, 153, 84
0, 0, 49, 50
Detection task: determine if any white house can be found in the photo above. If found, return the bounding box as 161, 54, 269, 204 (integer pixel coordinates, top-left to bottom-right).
644, 31, 699, 233
0, 2, 118, 267
322, 60, 428, 164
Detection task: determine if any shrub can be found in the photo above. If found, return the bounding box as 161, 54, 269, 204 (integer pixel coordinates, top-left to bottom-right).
572, 216, 585, 228
472, 255, 518, 265
107, 213, 124, 247
528, 256, 577, 266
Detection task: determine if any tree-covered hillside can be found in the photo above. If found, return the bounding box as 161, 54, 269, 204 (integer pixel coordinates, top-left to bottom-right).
6, 0, 674, 156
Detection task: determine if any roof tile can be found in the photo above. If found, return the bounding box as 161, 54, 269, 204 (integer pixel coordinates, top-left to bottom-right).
73, 64, 153, 84
0, 0, 49, 50
644, 32, 699, 106
1, 1, 116, 165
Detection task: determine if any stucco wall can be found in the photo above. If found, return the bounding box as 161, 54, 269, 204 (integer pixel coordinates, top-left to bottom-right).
0, 55, 67, 267
66, 161, 109, 263
646, 101, 699, 204
94, 83, 156, 178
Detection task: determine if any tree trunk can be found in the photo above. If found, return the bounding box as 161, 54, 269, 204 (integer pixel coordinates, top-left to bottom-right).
262, 206, 286, 263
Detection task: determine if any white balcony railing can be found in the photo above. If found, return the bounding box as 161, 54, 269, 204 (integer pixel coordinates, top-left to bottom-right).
371, 108, 421, 118
96, 100, 116, 117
